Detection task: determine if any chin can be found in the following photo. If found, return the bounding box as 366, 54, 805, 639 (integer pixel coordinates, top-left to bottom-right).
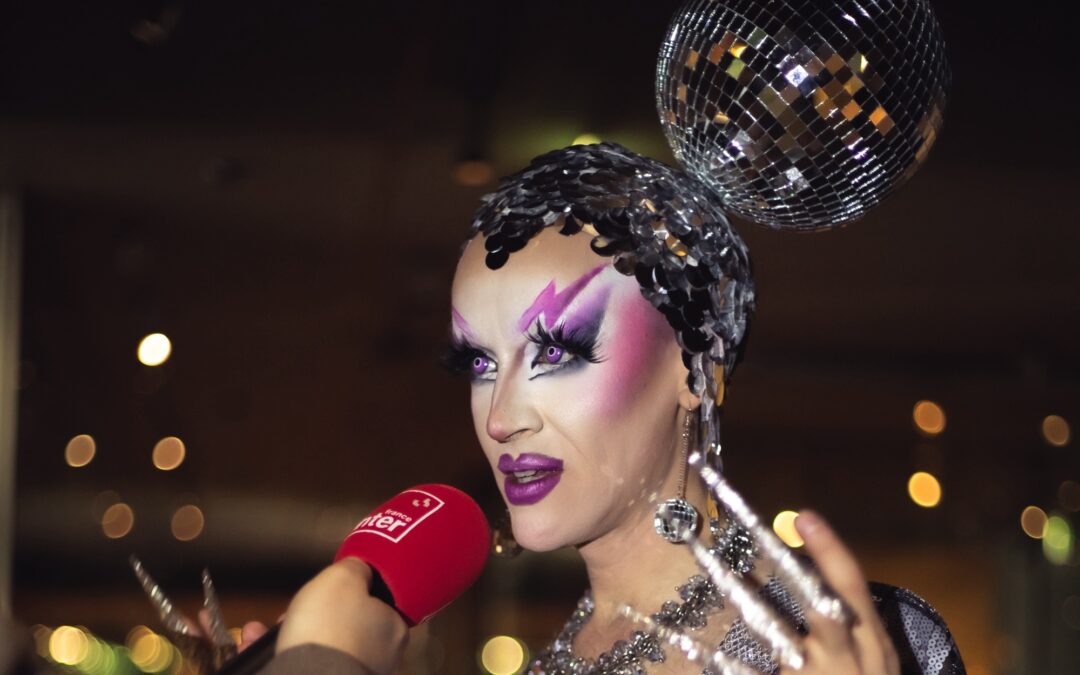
507, 509, 581, 552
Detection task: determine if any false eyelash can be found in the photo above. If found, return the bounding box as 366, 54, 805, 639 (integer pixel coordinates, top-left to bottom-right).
440, 337, 489, 376
526, 319, 603, 364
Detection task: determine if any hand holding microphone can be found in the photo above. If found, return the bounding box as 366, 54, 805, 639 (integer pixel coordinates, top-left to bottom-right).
274, 557, 408, 673
135, 484, 489, 675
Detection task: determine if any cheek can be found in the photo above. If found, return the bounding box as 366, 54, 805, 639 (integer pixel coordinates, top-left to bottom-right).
593, 294, 674, 416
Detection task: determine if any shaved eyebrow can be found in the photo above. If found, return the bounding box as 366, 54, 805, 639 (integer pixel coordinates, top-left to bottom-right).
451, 306, 475, 339
516, 263, 607, 332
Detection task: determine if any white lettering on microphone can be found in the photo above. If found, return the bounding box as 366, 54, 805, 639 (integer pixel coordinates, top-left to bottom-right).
348, 489, 445, 543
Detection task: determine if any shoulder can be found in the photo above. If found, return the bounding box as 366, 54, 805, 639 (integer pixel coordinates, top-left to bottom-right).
867, 582, 967, 675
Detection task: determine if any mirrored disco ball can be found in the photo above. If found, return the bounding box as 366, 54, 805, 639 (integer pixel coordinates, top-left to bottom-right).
657, 0, 949, 231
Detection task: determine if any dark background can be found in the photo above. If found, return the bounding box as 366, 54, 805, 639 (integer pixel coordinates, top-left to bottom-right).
2, 1, 1078, 674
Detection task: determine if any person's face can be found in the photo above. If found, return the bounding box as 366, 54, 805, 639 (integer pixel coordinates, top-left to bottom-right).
450, 227, 689, 551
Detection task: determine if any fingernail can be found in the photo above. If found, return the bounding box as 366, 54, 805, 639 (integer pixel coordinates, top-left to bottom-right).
796, 510, 822, 536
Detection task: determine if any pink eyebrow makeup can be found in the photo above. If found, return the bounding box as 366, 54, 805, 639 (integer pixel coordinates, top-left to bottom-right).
451, 306, 475, 340
516, 264, 607, 332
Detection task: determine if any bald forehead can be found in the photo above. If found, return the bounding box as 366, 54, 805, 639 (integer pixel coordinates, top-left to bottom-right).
452, 229, 624, 337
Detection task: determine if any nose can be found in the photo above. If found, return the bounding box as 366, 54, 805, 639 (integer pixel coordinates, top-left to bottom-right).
484, 369, 542, 443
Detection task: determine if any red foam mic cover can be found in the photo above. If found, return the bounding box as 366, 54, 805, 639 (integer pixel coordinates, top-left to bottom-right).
334, 484, 489, 626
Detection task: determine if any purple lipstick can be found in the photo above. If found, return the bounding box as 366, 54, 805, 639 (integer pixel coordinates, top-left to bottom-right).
498, 453, 564, 506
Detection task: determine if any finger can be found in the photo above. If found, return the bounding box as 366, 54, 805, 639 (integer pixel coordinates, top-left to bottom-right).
196, 609, 213, 640
796, 510, 901, 673
692, 456, 853, 624
687, 536, 805, 670
795, 511, 876, 621
240, 622, 268, 651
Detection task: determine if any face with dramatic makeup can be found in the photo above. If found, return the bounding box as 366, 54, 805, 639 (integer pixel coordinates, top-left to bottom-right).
450, 227, 692, 552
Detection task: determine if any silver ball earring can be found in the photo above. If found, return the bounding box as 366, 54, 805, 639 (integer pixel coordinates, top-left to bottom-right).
653, 410, 701, 543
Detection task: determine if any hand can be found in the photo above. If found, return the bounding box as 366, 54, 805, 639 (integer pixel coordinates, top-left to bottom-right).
192, 611, 269, 653
275, 558, 409, 675
778, 511, 900, 675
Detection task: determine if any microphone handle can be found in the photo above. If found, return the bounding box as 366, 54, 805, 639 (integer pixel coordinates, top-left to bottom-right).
215, 564, 395, 675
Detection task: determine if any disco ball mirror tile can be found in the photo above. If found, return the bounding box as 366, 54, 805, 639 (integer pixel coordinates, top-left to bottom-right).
657, 0, 949, 231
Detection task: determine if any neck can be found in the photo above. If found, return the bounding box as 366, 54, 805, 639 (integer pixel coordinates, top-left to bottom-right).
576, 474, 711, 624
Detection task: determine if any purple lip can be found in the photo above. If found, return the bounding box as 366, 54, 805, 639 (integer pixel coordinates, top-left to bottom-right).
498, 453, 564, 473
498, 453, 564, 506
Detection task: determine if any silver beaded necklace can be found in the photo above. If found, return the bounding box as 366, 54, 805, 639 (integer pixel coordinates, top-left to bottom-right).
532, 521, 757, 675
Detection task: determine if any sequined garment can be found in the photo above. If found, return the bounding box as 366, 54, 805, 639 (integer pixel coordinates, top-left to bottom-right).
532, 578, 966, 675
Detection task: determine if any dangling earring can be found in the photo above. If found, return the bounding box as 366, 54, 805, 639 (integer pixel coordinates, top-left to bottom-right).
491, 508, 522, 558
653, 409, 701, 543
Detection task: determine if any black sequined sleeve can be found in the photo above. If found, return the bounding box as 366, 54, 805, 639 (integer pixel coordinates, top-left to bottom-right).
868, 582, 966, 675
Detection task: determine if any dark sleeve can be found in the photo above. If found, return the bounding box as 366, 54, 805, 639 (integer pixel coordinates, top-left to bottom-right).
868, 582, 966, 675
257, 644, 375, 675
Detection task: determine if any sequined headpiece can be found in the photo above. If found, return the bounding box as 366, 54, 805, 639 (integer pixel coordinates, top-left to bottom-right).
467, 0, 948, 464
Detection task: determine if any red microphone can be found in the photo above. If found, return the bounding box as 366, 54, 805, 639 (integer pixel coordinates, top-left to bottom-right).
218, 484, 489, 674
334, 483, 490, 626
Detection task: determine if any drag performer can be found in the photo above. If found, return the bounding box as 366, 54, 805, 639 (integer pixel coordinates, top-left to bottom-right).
447, 0, 962, 672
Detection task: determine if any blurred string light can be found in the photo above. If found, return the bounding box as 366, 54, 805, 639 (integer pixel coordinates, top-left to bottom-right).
101, 503, 135, 539
49, 626, 89, 666
1059, 480, 1080, 512
65, 434, 96, 467
138, 333, 172, 366
772, 510, 804, 548
912, 400, 945, 437
1043, 514, 1074, 565
1020, 506, 1048, 539
1041, 414, 1071, 447
571, 133, 602, 145
152, 436, 186, 470
38, 625, 142, 675
907, 471, 942, 508
171, 505, 205, 541
480, 635, 527, 675
129, 629, 177, 673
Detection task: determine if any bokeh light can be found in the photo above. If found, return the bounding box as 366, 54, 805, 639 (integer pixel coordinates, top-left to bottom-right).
171, 505, 205, 541
152, 436, 186, 470
137, 333, 172, 366
908, 471, 942, 508
453, 160, 495, 187
912, 400, 946, 436
480, 635, 527, 675
1020, 506, 1048, 539
1060, 480, 1080, 512
101, 502, 135, 539
571, 133, 601, 145
91, 490, 122, 522
772, 510, 804, 548
48, 625, 89, 665
65, 434, 96, 467
1043, 514, 1074, 565
129, 630, 175, 672
1041, 414, 1071, 447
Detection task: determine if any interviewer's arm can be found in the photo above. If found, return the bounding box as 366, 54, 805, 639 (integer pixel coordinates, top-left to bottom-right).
261, 558, 409, 675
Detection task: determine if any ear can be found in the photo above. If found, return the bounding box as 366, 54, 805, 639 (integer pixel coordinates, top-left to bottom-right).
674, 353, 725, 410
